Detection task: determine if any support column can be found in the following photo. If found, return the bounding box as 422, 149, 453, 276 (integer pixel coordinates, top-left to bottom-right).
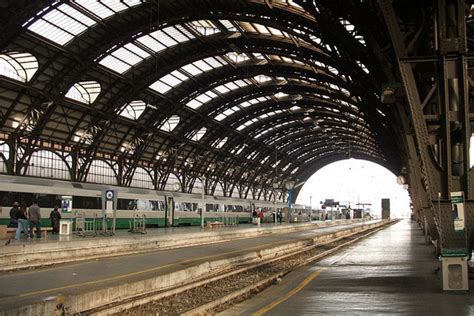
379, 0, 471, 252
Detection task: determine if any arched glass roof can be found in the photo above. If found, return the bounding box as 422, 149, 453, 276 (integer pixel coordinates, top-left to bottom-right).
0, 0, 401, 194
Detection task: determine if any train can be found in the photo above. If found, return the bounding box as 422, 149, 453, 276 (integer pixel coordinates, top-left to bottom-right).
0, 175, 309, 229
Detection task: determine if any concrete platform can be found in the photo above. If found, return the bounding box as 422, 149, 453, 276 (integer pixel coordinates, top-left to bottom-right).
0, 220, 377, 315
0, 219, 364, 271
221, 219, 474, 315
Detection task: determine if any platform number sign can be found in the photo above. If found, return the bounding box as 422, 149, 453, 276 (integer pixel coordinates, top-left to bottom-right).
102, 188, 117, 214
105, 190, 114, 201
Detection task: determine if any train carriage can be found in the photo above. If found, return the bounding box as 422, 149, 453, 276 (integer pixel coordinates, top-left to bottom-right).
0, 175, 289, 228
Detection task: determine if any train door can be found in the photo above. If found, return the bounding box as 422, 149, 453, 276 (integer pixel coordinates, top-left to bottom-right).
165, 196, 174, 227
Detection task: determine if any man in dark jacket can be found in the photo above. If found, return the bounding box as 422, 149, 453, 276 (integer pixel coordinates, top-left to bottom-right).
16, 206, 29, 240
49, 206, 61, 234
8, 202, 20, 228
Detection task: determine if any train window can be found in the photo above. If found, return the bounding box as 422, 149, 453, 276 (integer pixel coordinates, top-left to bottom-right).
174, 202, 195, 212
149, 200, 165, 211
118, 199, 137, 210
126, 199, 164, 211
225, 205, 244, 212
0, 191, 59, 208
73, 196, 101, 209
206, 203, 219, 212
36, 194, 61, 208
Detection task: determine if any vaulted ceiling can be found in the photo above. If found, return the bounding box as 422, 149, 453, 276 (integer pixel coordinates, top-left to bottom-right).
0, 0, 409, 193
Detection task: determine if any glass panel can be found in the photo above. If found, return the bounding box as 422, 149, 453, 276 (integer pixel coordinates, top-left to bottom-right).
98, 55, 131, 74
112, 46, 144, 66
137, 35, 166, 52
0, 51, 38, 82
160, 115, 180, 132
189, 20, 221, 36
182, 64, 203, 76
191, 127, 207, 141
65, 81, 101, 104
27, 4, 94, 45
215, 137, 227, 149
28, 19, 74, 46
149, 80, 171, 94
119, 100, 146, 120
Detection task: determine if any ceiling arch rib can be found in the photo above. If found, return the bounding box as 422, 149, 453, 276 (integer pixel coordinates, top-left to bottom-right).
173, 64, 360, 121
222, 97, 367, 134
56, 35, 360, 156
105, 50, 368, 174
236, 121, 379, 168
198, 94, 368, 153
104, 33, 363, 109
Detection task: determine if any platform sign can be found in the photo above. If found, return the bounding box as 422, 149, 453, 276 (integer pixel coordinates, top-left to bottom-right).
450, 191, 465, 234
61, 195, 72, 213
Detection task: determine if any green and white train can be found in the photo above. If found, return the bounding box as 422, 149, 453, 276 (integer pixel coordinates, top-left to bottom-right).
0, 175, 307, 228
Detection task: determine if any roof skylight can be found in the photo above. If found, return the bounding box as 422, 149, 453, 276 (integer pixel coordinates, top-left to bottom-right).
189, 20, 221, 36
119, 100, 146, 120
26, 2, 142, 46
214, 137, 228, 149
186, 79, 250, 110
65, 81, 101, 104
159, 115, 180, 132
100, 24, 195, 74
150, 56, 226, 94
0, 51, 38, 82
191, 127, 207, 141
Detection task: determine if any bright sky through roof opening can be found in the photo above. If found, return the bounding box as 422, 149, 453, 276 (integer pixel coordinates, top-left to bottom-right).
296, 159, 411, 218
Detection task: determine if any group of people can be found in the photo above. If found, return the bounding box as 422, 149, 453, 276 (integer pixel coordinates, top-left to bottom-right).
252, 209, 265, 225
251, 209, 283, 225
8, 202, 61, 240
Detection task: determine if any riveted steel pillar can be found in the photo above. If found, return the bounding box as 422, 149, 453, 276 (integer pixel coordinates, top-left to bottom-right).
379, 0, 472, 254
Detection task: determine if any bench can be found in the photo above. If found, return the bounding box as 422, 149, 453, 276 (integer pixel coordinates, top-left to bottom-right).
0, 225, 53, 240
205, 221, 224, 229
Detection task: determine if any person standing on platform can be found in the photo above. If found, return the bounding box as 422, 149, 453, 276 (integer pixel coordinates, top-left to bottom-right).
28, 201, 42, 238
8, 202, 20, 228
49, 206, 61, 234
258, 210, 264, 226
15, 205, 29, 240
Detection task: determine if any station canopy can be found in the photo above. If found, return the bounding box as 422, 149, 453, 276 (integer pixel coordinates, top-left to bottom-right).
0, 0, 403, 195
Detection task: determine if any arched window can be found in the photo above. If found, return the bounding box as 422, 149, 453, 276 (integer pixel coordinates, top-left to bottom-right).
214, 137, 227, 149
65, 81, 101, 104
85, 160, 118, 185
118, 100, 147, 120
130, 167, 154, 189
23, 150, 71, 180
159, 115, 180, 132
164, 173, 181, 191
0, 51, 38, 82
190, 127, 207, 142
0, 143, 9, 174
214, 182, 224, 197
192, 178, 204, 194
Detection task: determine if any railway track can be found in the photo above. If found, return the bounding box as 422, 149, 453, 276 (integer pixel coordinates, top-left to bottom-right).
82, 220, 397, 315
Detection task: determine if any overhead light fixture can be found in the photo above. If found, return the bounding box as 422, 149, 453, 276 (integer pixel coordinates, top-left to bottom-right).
381, 86, 396, 104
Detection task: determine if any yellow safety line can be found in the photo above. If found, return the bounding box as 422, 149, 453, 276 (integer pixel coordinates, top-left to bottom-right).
252, 268, 325, 316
